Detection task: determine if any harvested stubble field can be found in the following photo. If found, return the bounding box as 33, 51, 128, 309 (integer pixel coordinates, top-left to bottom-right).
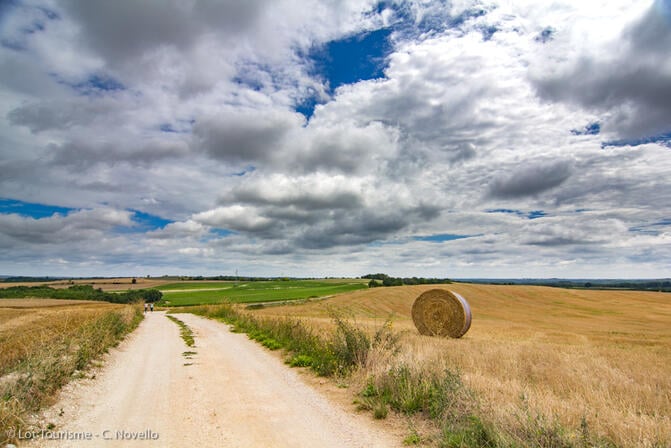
0, 277, 175, 291
0, 299, 142, 446
254, 283, 671, 447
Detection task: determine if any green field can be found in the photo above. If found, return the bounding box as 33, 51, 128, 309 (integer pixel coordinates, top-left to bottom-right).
156, 279, 368, 306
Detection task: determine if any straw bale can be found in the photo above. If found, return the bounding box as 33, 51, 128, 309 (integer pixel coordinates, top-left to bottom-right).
411, 289, 472, 338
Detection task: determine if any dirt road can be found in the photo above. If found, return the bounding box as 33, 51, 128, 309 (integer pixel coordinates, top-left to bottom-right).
30, 312, 400, 447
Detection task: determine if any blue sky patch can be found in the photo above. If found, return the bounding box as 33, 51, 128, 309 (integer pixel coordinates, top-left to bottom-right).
486, 209, 547, 220
657, 0, 671, 22
535, 27, 556, 43
37, 6, 60, 21
233, 72, 264, 92
199, 227, 235, 242
296, 3, 495, 118
0, 2, 60, 51
232, 166, 256, 177
487, 208, 522, 216
629, 218, 671, 236
367, 238, 409, 247
0, 198, 75, 218
159, 122, 192, 134
160, 123, 179, 133
602, 131, 671, 148
160, 119, 195, 134
75, 74, 125, 94
527, 210, 547, 219
210, 228, 234, 237
308, 28, 392, 92
130, 210, 173, 231
0, 0, 19, 17
447, 7, 487, 29
295, 95, 321, 120
299, 27, 391, 118
571, 122, 601, 136
414, 233, 473, 243
480, 25, 499, 41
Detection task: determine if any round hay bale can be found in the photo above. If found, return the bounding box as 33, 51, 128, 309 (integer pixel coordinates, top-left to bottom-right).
411, 289, 472, 338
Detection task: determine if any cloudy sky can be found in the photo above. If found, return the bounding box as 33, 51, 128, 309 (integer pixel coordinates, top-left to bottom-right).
1, 0, 670, 278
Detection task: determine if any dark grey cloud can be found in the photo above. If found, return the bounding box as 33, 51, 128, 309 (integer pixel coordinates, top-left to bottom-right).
445, 142, 477, 164
525, 236, 594, 247
295, 203, 441, 249
488, 159, 573, 199
7, 97, 127, 133
0, 52, 61, 96
295, 121, 399, 173
547, 148, 671, 210
518, 215, 621, 247
193, 110, 302, 164
0, 208, 132, 247
61, 0, 268, 66
49, 138, 190, 168
531, 1, 671, 139
194, 183, 441, 250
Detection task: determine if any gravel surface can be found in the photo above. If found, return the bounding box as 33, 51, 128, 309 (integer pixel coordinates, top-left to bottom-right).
29, 311, 400, 447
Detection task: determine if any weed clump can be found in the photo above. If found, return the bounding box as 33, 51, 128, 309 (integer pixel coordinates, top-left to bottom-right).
166, 315, 195, 347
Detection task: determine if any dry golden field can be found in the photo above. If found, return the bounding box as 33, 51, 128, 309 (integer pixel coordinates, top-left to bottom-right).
0, 300, 123, 370
256, 283, 671, 447
0, 299, 142, 445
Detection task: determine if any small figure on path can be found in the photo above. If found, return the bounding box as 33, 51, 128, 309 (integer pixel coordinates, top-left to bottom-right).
150, 303, 154, 312
144, 303, 148, 313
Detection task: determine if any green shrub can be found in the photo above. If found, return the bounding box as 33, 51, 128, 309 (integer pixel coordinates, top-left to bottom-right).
363, 365, 472, 420
441, 415, 498, 448
329, 311, 371, 375
403, 430, 422, 445
373, 402, 389, 419
287, 354, 314, 367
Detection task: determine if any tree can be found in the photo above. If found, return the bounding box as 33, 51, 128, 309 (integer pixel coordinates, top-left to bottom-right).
143, 289, 163, 303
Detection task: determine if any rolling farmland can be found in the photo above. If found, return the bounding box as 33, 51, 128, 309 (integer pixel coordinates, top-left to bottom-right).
253, 282, 671, 447
156, 279, 369, 306
2, 280, 669, 446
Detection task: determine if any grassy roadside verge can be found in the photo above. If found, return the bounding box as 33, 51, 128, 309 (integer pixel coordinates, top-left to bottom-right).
0, 304, 143, 445
184, 304, 495, 446
185, 303, 621, 447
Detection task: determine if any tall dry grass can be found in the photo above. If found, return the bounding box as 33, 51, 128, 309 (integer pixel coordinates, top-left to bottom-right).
257, 283, 671, 447
0, 300, 143, 445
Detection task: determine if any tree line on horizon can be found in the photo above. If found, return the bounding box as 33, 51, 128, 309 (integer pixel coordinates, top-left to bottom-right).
0, 285, 162, 303
363, 273, 452, 288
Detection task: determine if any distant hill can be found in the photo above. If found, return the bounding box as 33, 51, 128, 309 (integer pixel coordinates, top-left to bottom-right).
1, 276, 70, 283
456, 278, 671, 292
